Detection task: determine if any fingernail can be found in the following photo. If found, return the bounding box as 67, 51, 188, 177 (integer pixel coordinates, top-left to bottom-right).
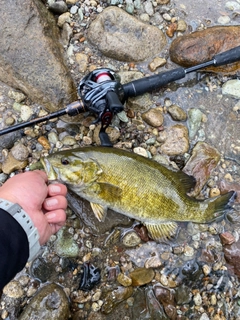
45, 198, 58, 207
49, 184, 61, 193
46, 212, 56, 220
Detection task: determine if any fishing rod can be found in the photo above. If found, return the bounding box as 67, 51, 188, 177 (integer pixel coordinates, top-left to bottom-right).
1, 45, 240, 146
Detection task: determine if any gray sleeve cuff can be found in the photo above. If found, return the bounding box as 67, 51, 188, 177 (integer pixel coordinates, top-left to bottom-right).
0, 199, 41, 261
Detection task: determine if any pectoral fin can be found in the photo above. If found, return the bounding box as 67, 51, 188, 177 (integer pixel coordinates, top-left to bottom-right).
97, 182, 122, 200
90, 202, 108, 222
145, 221, 178, 241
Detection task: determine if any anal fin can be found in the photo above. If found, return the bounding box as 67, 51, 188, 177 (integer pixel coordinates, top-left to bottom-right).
90, 202, 108, 222
145, 221, 178, 242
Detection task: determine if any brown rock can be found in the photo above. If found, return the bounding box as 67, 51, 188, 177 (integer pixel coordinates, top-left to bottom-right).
183, 142, 220, 196
218, 180, 240, 203
2, 152, 28, 174
0, 0, 77, 112
141, 108, 164, 127
159, 124, 189, 156
220, 232, 235, 246
169, 26, 240, 74
223, 239, 240, 279
129, 267, 155, 286
101, 286, 133, 314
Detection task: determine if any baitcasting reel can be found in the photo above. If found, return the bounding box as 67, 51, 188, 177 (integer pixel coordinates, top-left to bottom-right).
78, 68, 125, 146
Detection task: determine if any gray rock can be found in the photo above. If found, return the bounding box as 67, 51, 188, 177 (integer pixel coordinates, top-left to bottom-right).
19, 283, 70, 320
11, 143, 29, 161
187, 108, 203, 139
48, 0, 68, 14
87, 7, 166, 62
0, 0, 77, 113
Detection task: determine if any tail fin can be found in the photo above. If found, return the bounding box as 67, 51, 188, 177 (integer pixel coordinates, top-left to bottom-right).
208, 191, 236, 221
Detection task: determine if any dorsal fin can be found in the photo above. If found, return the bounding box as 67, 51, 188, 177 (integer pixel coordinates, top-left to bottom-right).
173, 170, 196, 193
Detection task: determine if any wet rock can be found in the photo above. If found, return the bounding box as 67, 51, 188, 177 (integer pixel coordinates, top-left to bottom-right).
181, 260, 202, 281
2, 151, 28, 174
177, 19, 187, 33
141, 108, 164, 127
169, 26, 240, 74
175, 284, 192, 304
145, 288, 169, 319
20, 105, 33, 121
117, 273, 132, 286
218, 180, 240, 203
8, 90, 26, 103
0, 0, 77, 112
166, 22, 178, 38
129, 267, 155, 286
0, 131, 22, 151
38, 136, 51, 150
122, 230, 141, 247
159, 124, 189, 156
220, 232, 236, 245
187, 108, 203, 139
88, 7, 166, 62
154, 284, 177, 320
30, 257, 58, 283
3, 281, 24, 298
79, 263, 101, 291
19, 283, 70, 319
54, 226, 80, 257
75, 53, 89, 73
133, 147, 149, 158
101, 286, 133, 314
222, 79, 240, 99
223, 239, 240, 278
144, 255, 162, 269
183, 142, 220, 196
11, 143, 29, 161
167, 104, 187, 121
48, 0, 68, 14
148, 57, 167, 72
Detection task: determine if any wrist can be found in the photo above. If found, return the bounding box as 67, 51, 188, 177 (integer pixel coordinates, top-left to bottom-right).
0, 198, 41, 261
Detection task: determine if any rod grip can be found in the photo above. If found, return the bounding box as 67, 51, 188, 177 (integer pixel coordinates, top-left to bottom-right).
123, 67, 186, 98
214, 45, 240, 66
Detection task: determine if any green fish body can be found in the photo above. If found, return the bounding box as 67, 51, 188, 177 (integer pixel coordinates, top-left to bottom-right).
41, 147, 234, 241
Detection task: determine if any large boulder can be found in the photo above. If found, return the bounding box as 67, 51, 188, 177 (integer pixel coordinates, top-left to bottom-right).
0, 0, 77, 112
87, 6, 167, 62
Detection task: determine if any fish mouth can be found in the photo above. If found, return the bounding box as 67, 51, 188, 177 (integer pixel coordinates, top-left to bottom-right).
40, 158, 58, 181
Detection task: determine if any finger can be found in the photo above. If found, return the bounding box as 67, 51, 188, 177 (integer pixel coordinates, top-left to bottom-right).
47, 183, 67, 196
45, 209, 67, 224
49, 223, 65, 235
43, 195, 68, 211
34, 170, 48, 182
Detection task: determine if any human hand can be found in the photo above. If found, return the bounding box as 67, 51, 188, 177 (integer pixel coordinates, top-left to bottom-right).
0, 170, 67, 245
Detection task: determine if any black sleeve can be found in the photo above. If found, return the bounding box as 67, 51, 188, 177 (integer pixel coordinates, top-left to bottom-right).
0, 208, 29, 290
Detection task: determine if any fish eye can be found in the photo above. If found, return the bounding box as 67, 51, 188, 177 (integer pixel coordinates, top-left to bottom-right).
61, 157, 70, 165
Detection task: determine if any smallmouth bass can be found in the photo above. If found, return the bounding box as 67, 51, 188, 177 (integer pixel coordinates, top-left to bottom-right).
41, 147, 235, 241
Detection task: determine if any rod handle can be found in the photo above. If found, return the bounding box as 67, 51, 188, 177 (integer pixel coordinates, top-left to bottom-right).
123, 67, 186, 98
214, 45, 240, 66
